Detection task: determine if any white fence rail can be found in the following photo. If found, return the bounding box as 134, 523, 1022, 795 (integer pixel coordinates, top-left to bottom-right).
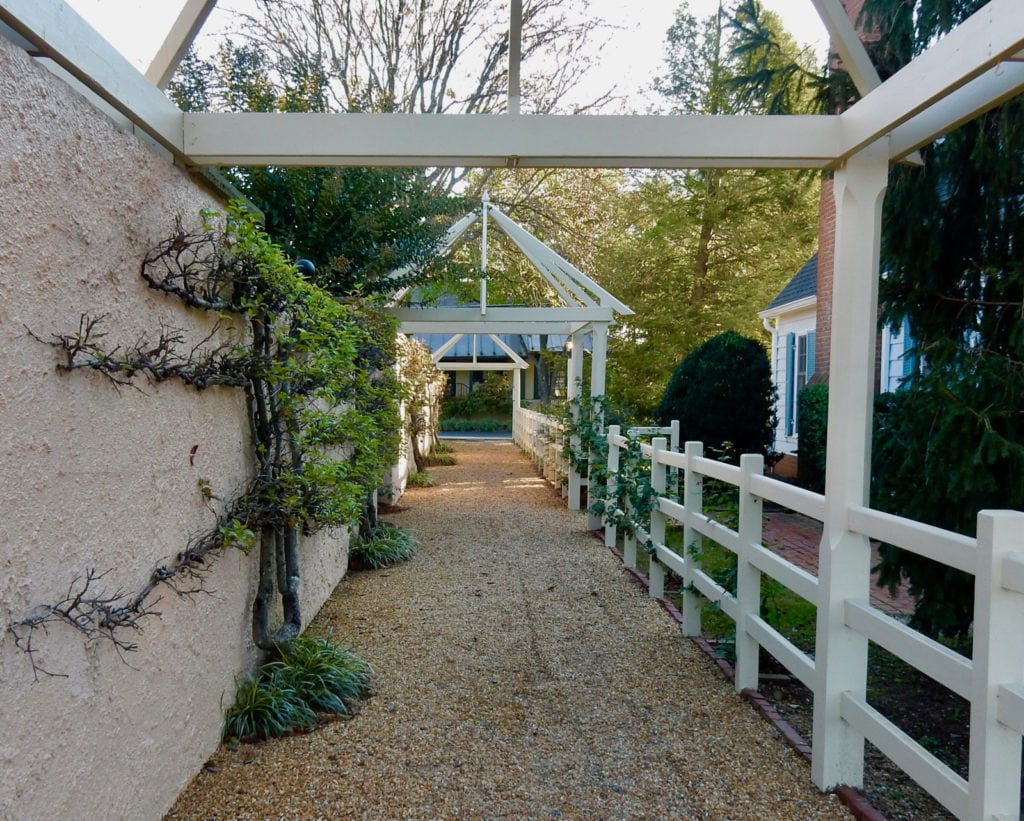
597, 425, 1024, 821
512, 406, 571, 495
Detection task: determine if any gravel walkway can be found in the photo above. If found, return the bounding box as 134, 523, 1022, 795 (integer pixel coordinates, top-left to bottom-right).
167, 440, 848, 820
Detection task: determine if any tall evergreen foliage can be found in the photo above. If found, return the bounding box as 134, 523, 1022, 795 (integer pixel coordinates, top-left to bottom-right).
859, 0, 1024, 637
170, 43, 466, 298
595, 1, 819, 417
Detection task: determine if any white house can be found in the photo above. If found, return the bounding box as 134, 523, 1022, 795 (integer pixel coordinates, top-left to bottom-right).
760, 254, 818, 465
760, 253, 916, 468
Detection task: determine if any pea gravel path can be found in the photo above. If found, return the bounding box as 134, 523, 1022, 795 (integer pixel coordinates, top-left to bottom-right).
167, 440, 848, 820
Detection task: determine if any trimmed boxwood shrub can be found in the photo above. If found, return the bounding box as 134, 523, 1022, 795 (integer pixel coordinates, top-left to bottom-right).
654, 331, 775, 463
796, 383, 828, 492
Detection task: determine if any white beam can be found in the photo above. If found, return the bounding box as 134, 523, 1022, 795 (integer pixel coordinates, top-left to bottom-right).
437, 362, 526, 371
0, 0, 183, 153
391, 306, 612, 325
840, 0, 1024, 160
183, 112, 844, 169
488, 206, 633, 314
145, 0, 219, 89
389, 212, 479, 305
808, 0, 881, 96
398, 320, 595, 335
487, 334, 529, 369
508, 0, 522, 115
429, 334, 465, 363
886, 62, 1024, 161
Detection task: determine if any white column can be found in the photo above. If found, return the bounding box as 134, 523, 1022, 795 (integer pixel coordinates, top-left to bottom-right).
587, 323, 609, 529
681, 440, 704, 636
811, 142, 889, 791
735, 452, 765, 693
604, 425, 620, 549
567, 331, 584, 510
648, 437, 667, 600
512, 367, 522, 409
967, 510, 1024, 819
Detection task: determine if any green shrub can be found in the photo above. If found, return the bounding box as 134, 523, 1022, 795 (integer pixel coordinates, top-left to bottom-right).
654, 331, 776, 463
439, 418, 511, 432
422, 451, 457, 466
796, 383, 828, 492
223, 637, 371, 741
406, 470, 436, 487
349, 522, 419, 569
441, 373, 513, 417
272, 637, 373, 713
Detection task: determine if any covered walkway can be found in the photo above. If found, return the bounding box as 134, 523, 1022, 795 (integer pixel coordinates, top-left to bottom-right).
169, 441, 847, 819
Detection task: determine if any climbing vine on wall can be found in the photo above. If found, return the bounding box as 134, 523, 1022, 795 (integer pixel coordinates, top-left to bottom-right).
10, 203, 402, 675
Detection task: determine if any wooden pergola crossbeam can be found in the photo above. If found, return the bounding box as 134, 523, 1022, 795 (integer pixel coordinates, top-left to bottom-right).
393, 306, 612, 336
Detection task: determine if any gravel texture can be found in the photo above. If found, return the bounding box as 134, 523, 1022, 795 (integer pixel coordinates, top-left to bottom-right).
167, 440, 849, 820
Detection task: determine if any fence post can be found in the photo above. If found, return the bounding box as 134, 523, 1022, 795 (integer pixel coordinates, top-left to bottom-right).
734, 452, 765, 693
967, 510, 1024, 820
648, 437, 667, 600
604, 426, 620, 549
669, 420, 681, 498
681, 441, 703, 636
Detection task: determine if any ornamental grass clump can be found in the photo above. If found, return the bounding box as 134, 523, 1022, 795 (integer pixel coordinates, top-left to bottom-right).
223, 636, 372, 741
349, 522, 419, 569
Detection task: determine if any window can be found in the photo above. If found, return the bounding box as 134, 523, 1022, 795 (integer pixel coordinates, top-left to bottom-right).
785, 331, 815, 437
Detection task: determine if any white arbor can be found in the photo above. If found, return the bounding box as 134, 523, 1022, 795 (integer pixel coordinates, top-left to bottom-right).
3, 0, 1024, 813
388, 193, 632, 511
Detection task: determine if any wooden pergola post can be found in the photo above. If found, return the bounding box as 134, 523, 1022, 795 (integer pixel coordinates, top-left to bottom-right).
811, 141, 889, 791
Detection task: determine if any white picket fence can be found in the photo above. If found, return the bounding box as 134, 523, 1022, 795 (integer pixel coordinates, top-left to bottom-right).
599, 424, 1024, 821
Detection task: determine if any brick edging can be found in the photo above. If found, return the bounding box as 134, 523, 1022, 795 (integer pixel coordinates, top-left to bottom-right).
598, 534, 886, 821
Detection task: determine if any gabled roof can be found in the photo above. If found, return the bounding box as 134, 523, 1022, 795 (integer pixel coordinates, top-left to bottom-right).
764, 254, 817, 312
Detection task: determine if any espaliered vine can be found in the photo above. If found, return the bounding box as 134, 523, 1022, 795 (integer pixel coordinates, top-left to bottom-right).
562, 393, 657, 551
11, 203, 402, 674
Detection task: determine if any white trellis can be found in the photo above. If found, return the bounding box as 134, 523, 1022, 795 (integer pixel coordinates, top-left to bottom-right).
387, 194, 632, 513
3, 1, 1024, 817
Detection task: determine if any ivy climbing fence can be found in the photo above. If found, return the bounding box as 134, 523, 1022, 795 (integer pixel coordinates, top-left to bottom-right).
600, 424, 1024, 821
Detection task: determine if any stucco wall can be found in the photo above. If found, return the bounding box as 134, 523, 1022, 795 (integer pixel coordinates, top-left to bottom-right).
0, 35, 349, 821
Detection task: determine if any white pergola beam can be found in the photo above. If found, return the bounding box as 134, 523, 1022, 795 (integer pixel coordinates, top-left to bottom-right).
183, 112, 844, 169
886, 62, 1024, 161
392, 307, 611, 324
508, 0, 522, 115
488, 206, 633, 314
437, 362, 526, 371
145, 0, 219, 89
809, 0, 881, 96
429, 333, 465, 363
0, 0, 183, 153
397, 320, 596, 335
487, 334, 530, 369
840, 0, 1024, 160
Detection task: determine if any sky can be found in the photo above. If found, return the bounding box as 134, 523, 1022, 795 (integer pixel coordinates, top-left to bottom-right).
65, 0, 829, 107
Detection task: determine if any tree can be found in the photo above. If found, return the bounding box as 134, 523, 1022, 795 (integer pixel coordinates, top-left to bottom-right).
858, 0, 1024, 638
212, 0, 607, 191
225, 0, 604, 116
654, 331, 776, 462
590, 1, 819, 417
170, 42, 467, 298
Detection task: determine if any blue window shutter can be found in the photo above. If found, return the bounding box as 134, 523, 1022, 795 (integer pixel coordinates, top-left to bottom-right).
901, 317, 916, 380
806, 331, 816, 381
785, 332, 796, 436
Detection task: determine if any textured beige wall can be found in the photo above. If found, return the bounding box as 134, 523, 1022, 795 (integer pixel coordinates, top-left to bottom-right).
0, 35, 349, 821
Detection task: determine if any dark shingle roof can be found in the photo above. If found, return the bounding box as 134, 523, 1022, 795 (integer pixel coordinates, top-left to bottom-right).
764, 254, 817, 311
